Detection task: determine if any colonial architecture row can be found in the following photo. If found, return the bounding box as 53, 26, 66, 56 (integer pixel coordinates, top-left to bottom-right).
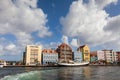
23, 43, 90, 65
23, 44, 120, 66
90, 50, 119, 64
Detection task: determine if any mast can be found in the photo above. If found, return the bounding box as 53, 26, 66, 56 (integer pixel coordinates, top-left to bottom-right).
77, 37, 80, 47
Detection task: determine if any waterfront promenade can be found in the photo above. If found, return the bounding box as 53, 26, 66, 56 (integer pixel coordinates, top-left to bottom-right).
3, 64, 120, 68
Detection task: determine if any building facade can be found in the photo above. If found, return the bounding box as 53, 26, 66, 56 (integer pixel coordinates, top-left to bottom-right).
77, 45, 90, 62
42, 49, 58, 65
116, 52, 120, 63
73, 51, 83, 62
103, 50, 118, 63
90, 51, 97, 63
24, 45, 42, 65
23, 52, 26, 65
97, 50, 105, 61
56, 43, 73, 62
113, 52, 118, 63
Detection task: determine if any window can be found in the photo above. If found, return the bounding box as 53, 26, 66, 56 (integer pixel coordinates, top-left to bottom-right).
85, 54, 89, 56
85, 50, 88, 52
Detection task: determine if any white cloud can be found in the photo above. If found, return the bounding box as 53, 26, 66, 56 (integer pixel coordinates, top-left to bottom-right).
0, 0, 52, 58
0, 0, 52, 37
61, 0, 120, 50
4, 43, 16, 51
0, 37, 21, 55
35, 41, 60, 50
0, 45, 4, 56
70, 38, 78, 47
104, 15, 120, 33
61, 35, 69, 44
95, 0, 118, 9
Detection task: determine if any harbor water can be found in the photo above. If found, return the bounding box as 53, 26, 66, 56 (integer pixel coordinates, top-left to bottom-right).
0, 66, 120, 80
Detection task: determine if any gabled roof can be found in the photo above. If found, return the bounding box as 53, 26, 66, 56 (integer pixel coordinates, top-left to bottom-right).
77, 45, 86, 51
57, 43, 72, 50
79, 45, 86, 48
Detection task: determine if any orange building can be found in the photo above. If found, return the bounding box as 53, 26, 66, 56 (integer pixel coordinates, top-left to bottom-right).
56, 43, 73, 62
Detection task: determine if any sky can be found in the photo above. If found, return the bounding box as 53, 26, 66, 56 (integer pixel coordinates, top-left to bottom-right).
0, 0, 120, 61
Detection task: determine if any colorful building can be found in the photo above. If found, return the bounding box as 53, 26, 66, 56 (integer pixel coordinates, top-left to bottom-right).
42, 49, 58, 65
90, 51, 97, 62
113, 51, 118, 63
116, 52, 120, 63
97, 50, 105, 61
56, 43, 73, 62
77, 45, 90, 62
73, 51, 83, 62
23, 45, 42, 65
103, 50, 118, 64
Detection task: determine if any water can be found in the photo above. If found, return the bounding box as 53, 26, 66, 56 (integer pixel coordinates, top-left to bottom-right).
0, 66, 120, 80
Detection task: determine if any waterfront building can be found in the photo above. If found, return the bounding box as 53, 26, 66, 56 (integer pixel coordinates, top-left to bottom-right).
113, 51, 118, 63
56, 43, 73, 62
23, 52, 26, 65
77, 45, 90, 62
73, 51, 83, 62
116, 52, 120, 63
42, 49, 58, 65
103, 50, 118, 64
24, 45, 42, 65
97, 50, 105, 61
90, 51, 97, 63
6, 61, 17, 65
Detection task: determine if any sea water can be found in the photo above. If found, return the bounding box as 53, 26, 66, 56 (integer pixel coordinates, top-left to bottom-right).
0, 66, 120, 80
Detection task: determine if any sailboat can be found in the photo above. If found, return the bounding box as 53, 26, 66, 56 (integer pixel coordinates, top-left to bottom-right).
0, 63, 4, 68
58, 60, 89, 67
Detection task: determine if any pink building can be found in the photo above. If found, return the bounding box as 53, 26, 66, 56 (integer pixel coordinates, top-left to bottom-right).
116, 52, 120, 62
97, 51, 105, 61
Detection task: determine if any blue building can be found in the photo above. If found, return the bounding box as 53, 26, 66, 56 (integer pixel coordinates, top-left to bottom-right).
90, 51, 98, 63
42, 49, 58, 65
73, 51, 83, 62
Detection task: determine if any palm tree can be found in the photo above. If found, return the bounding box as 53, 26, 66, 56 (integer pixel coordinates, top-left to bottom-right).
34, 59, 39, 66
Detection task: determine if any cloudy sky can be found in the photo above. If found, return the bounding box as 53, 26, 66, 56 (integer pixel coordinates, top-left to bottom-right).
0, 0, 120, 61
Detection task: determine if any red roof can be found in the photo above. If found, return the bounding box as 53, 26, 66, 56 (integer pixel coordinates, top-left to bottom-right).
57, 43, 72, 50
90, 51, 97, 57
42, 49, 57, 54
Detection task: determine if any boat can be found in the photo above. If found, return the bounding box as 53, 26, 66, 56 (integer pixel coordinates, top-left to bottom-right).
58, 60, 89, 67
0, 64, 4, 68
0, 60, 6, 68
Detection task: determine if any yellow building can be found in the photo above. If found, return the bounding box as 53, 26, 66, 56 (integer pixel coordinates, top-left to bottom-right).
77, 45, 90, 62
24, 45, 42, 65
